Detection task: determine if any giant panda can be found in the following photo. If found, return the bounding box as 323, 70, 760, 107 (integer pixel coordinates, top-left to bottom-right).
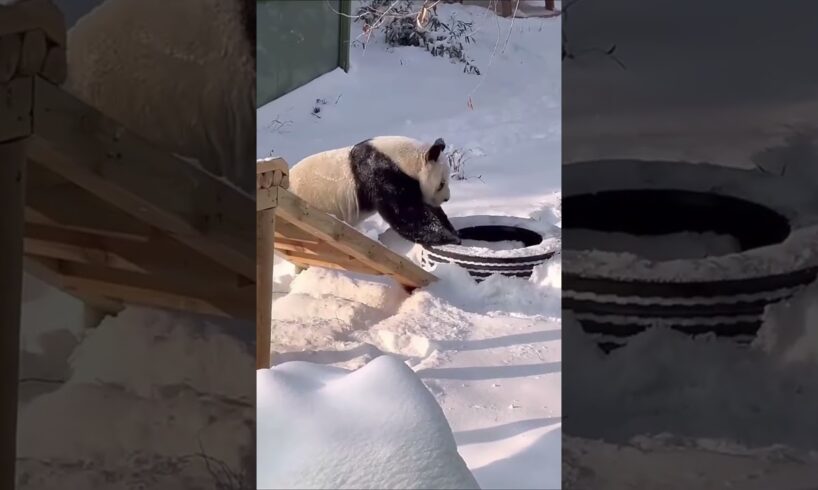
62, 0, 256, 192
289, 136, 461, 246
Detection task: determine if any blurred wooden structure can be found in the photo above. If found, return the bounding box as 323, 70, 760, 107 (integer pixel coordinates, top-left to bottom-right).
461, 0, 559, 17
1, 2, 254, 486
256, 156, 436, 369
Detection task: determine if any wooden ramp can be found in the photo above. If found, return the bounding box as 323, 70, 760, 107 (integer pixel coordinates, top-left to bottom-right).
256, 156, 437, 368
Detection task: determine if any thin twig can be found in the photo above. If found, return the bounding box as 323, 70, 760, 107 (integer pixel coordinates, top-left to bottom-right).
465, 0, 520, 106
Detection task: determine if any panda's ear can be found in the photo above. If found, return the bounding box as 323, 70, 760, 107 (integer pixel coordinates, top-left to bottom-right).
426, 138, 446, 162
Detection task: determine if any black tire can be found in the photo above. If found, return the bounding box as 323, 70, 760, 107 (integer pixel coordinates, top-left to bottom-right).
419, 216, 560, 281
563, 160, 818, 346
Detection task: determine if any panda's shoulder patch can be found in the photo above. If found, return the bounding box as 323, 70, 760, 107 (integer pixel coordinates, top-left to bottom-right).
349, 139, 424, 213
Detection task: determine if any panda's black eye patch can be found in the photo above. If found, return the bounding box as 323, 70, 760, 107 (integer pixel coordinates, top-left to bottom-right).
438, 182, 445, 191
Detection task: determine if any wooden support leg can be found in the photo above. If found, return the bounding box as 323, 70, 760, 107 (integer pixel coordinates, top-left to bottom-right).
500, 0, 513, 17
257, 208, 275, 369
0, 138, 26, 489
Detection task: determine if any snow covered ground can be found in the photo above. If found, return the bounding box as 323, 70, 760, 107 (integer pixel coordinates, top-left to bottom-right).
562, 0, 818, 487
257, 3, 561, 489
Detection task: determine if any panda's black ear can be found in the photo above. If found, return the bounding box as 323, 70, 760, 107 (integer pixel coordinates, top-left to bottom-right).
426, 138, 446, 162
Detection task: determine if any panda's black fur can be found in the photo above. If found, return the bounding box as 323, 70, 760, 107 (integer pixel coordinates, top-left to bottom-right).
349, 139, 461, 246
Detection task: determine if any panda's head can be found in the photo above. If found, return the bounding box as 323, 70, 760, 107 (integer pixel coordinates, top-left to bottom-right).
370, 136, 451, 207
417, 138, 451, 207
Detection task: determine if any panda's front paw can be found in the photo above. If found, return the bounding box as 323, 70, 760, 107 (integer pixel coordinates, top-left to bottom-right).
427, 231, 460, 246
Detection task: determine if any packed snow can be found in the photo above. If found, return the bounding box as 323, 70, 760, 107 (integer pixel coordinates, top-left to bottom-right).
258, 3, 561, 489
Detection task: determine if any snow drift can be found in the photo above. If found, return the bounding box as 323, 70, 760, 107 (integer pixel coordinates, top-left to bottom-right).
257, 355, 480, 490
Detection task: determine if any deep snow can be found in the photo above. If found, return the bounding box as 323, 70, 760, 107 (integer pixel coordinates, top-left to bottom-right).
257, 355, 480, 489
258, 3, 561, 489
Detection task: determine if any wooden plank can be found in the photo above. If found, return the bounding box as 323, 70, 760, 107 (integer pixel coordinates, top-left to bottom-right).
23, 222, 245, 286
275, 188, 436, 289
0, 138, 25, 490
55, 261, 253, 319
257, 208, 275, 369
0, 76, 33, 140
274, 239, 341, 256
257, 156, 289, 176
0, 0, 66, 46
24, 236, 143, 271
23, 256, 124, 314
26, 163, 153, 241
28, 77, 255, 280
278, 250, 381, 276
258, 181, 278, 211
275, 219, 321, 244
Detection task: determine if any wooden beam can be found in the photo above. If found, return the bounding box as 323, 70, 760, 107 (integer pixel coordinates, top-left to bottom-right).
278, 250, 381, 276
52, 260, 253, 320
257, 208, 275, 369
0, 137, 25, 490
28, 77, 255, 280
26, 163, 153, 241
275, 188, 436, 289
275, 219, 322, 244
23, 256, 124, 314
23, 222, 246, 287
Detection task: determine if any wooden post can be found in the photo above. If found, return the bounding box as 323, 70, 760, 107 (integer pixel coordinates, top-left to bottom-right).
546, 0, 555, 10
256, 207, 274, 369
256, 158, 290, 369
499, 0, 513, 17
0, 138, 26, 490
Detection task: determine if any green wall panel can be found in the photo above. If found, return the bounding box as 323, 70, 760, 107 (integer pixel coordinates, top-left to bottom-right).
257, 0, 351, 108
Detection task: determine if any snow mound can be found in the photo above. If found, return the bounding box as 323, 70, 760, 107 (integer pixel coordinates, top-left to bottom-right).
755, 280, 818, 364
564, 280, 818, 451
257, 355, 480, 490
272, 293, 387, 327
288, 266, 409, 313
68, 307, 253, 401
17, 307, 254, 489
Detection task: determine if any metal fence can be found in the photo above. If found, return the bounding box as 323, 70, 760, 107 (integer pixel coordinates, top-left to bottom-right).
257, 0, 351, 107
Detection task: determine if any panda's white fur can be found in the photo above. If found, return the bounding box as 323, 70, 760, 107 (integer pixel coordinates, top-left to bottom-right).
289, 136, 450, 225
63, 0, 255, 192
288, 136, 460, 246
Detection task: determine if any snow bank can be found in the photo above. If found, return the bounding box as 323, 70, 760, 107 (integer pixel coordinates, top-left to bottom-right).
564, 280, 818, 451
17, 307, 254, 489
257, 355, 480, 490
288, 267, 409, 312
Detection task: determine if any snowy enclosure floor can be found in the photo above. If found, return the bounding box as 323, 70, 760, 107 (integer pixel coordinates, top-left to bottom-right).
257, 3, 561, 489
